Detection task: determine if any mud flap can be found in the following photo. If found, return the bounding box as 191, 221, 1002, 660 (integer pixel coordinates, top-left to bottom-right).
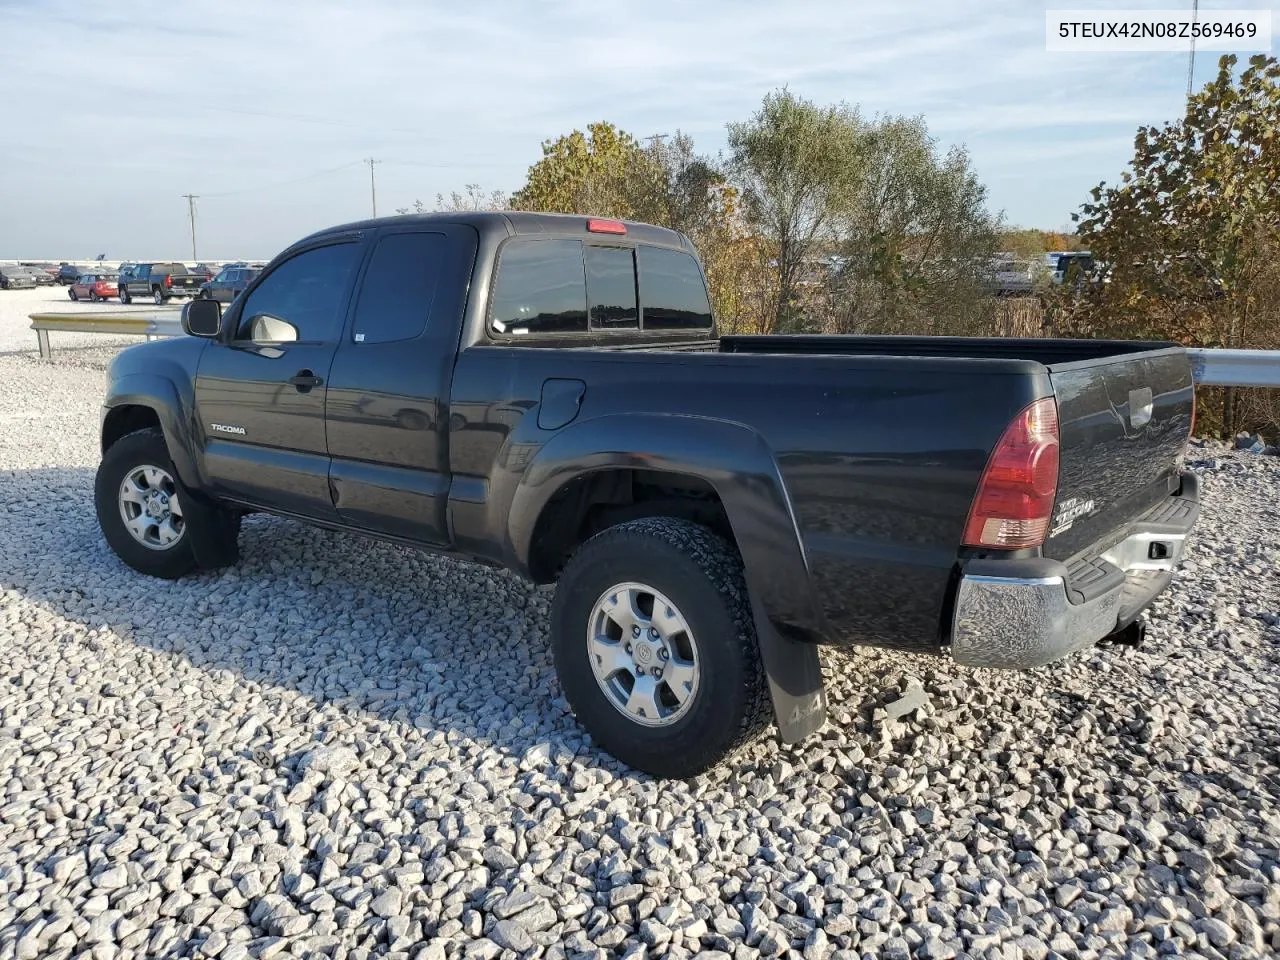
751, 596, 827, 743
175, 478, 240, 570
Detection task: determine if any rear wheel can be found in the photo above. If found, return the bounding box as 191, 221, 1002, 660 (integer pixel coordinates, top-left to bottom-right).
90, 291, 101, 302
551, 517, 771, 778
153, 287, 166, 305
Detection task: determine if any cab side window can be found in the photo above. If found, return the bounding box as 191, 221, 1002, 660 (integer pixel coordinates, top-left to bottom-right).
351, 232, 447, 344
237, 243, 360, 343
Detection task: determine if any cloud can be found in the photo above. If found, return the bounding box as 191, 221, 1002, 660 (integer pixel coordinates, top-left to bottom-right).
0, 0, 1260, 255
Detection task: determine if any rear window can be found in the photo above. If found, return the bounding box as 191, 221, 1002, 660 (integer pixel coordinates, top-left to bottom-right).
490, 239, 586, 334
639, 246, 711, 330
585, 245, 638, 330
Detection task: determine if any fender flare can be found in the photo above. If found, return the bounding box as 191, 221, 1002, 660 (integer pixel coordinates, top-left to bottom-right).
104, 373, 203, 491
508, 413, 829, 742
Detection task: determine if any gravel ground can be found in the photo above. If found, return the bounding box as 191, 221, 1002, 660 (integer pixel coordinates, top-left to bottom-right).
0, 318, 1278, 960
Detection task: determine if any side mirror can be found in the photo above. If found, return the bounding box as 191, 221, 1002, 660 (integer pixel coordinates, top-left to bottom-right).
182, 298, 221, 338
248, 314, 298, 343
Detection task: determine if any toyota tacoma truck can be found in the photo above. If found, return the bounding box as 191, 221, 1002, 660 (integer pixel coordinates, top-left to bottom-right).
94, 212, 1199, 777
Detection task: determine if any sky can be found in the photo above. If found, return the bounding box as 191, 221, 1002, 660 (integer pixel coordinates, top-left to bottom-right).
0, 0, 1274, 259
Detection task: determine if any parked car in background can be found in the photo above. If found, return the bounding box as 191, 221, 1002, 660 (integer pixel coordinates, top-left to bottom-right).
69, 272, 120, 302
21, 261, 59, 280
118, 263, 203, 304
1044, 252, 1096, 287
190, 263, 217, 283
199, 264, 260, 303
17, 265, 56, 286
0, 266, 38, 290
984, 255, 1036, 297
55, 263, 81, 285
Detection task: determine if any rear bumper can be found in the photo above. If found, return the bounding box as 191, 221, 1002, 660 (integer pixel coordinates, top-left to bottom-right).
949, 472, 1199, 669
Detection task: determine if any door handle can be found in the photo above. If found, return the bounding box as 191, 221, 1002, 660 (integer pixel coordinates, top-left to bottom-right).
289, 370, 323, 390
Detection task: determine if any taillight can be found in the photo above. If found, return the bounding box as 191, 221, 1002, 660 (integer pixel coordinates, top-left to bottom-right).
963, 397, 1060, 549
165, 275, 173, 287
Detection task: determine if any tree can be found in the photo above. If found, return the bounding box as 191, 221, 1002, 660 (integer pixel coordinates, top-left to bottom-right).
636, 133, 774, 332
436, 184, 508, 212
1072, 54, 1280, 435
999, 229, 1081, 258
509, 122, 663, 220
820, 115, 1002, 335
509, 124, 771, 330
727, 90, 866, 331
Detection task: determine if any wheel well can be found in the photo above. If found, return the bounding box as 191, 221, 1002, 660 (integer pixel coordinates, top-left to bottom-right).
527, 469, 733, 583
102, 405, 162, 454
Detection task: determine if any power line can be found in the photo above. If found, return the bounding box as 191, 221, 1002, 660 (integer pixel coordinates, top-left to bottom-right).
380, 158, 512, 169
181, 194, 198, 260
201, 160, 365, 199
366, 158, 380, 217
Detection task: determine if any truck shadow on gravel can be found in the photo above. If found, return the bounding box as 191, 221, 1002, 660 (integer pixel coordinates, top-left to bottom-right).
0, 466, 934, 781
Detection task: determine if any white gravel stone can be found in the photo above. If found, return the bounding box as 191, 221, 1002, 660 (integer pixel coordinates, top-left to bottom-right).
0, 314, 1277, 959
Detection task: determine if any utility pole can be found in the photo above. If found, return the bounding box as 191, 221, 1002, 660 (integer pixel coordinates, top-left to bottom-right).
365, 158, 379, 217
181, 194, 199, 260
1186, 0, 1198, 99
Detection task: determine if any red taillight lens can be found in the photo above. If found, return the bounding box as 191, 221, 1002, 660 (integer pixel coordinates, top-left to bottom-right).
165, 274, 173, 287
963, 397, 1060, 549
587, 218, 627, 235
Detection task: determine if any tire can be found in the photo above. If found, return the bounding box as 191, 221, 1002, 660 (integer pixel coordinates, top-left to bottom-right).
94, 428, 240, 585
551, 517, 771, 778
119, 288, 131, 304
90, 291, 101, 303
96, 429, 198, 579
68, 288, 77, 301
153, 287, 166, 305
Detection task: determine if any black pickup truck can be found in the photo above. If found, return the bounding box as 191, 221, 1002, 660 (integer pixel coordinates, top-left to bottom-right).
118, 262, 203, 304
94, 213, 1198, 776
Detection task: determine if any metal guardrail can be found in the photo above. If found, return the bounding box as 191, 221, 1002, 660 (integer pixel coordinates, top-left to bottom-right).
29, 313, 183, 360
1186, 348, 1280, 389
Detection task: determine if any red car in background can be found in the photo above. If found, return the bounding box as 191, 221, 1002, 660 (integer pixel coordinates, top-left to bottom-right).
68, 272, 120, 302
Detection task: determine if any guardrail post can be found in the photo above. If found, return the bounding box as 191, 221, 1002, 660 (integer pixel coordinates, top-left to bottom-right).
36, 329, 50, 361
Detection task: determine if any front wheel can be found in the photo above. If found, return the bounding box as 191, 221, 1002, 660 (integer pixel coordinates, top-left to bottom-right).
68, 288, 78, 301
119, 288, 131, 304
95, 429, 197, 579
551, 517, 771, 778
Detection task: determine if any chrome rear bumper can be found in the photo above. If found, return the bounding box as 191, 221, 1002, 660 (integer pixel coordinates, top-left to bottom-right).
949, 476, 1197, 669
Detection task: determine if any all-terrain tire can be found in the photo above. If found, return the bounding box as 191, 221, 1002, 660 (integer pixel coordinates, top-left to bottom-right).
551, 517, 771, 778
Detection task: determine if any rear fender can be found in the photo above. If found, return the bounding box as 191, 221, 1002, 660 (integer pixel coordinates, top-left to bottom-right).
508, 413, 828, 742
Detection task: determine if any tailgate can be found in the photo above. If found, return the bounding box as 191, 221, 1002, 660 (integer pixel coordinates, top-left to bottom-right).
171, 276, 200, 289
1044, 347, 1194, 561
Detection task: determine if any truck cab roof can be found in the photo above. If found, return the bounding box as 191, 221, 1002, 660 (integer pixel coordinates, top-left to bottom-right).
293, 211, 694, 254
